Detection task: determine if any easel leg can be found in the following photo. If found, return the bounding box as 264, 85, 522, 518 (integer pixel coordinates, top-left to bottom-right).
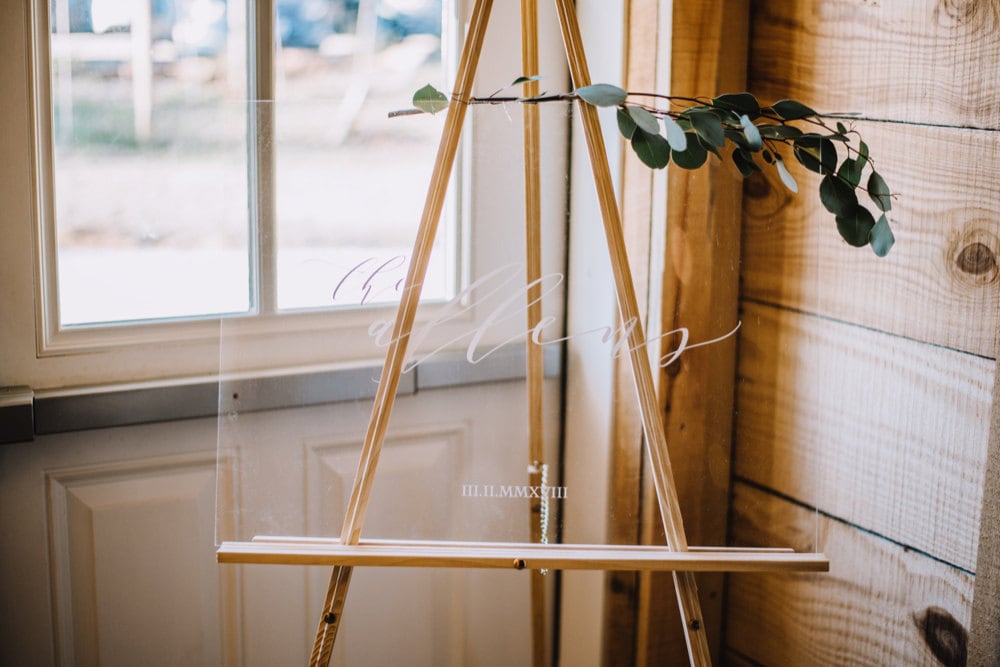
520, 0, 550, 666
551, 0, 712, 664
306, 1, 496, 664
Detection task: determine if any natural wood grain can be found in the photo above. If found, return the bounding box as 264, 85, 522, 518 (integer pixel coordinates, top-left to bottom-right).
748, 0, 1000, 129
519, 4, 547, 666
721, 648, 762, 667
734, 301, 993, 572
634, 1, 750, 664
603, 0, 659, 662
741, 121, 1000, 359
969, 356, 1000, 666
249, 536, 794, 553
726, 482, 975, 667
217, 540, 827, 572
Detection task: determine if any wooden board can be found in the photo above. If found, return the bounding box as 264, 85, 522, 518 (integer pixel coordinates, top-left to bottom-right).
734, 301, 993, 572
748, 0, 1000, 129
970, 356, 1000, 664
726, 482, 975, 666
628, 1, 751, 665
216, 539, 827, 572
741, 121, 1000, 359
602, 0, 661, 663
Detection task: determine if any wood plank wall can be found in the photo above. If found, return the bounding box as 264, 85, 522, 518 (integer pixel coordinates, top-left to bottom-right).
727, 0, 1000, 664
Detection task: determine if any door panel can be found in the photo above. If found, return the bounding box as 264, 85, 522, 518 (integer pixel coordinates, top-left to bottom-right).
47, 454, 226, 666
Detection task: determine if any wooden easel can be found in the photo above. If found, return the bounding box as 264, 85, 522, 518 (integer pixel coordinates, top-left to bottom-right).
217, 1, 828, 664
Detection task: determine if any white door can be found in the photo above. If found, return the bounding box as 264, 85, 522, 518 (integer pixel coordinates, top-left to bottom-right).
0, 0, 626, 665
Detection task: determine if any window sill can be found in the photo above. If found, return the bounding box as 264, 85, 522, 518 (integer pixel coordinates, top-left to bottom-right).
0, 345, 561, 442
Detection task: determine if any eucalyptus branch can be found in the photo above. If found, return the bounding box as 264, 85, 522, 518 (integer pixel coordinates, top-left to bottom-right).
399, 80, 896, 256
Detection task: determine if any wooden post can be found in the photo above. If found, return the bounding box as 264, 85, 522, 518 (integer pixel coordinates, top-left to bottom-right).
970, 356, 1000, 666
637, 1, 748, 664
603, 0, 663, 664
520, 1, 550, 665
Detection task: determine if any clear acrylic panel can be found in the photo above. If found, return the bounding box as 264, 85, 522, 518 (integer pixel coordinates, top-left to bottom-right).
216, 101, 571, 548
216, 96, 569, 665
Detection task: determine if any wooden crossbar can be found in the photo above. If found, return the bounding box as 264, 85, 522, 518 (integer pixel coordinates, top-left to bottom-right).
219, 539, 829, 573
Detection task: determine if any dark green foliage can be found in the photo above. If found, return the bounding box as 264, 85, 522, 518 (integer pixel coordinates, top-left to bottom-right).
836, 207, 877, 247
769, 99, 818, 120
819, 174, 858, 217
631, 130, 671, 169
671, 136, 707, 170
404, 81, 895, 256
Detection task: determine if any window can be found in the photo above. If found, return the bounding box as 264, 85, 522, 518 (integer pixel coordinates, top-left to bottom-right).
47, 0, 452, 326
9, 0, 569, 388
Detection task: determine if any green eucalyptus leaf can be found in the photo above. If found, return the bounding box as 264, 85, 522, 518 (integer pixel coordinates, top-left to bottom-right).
867, 171, 892, 211
793, 134, 837, 174
819, 174, 859, 217
837, 157, 863, 188
770, 99, 818, 120
574, 83, 628, 107
662, 115, 688, 152
711, 108, 739, 125
758, 124, 803, 140
724, 128, 749, 148
836, 206, 877, 247
701, 136, 722, 159
856, 146, 868, 174
870, 214, 895, 257
740, 114, 763, 150
712, 92, 761, 118
626, 104, 660, 135
630, 129, 671, 169
775, 155, 798, 193
671, 135, 707, 170
732, 149, 760, 177
688, 109, 725, 147
617, 107, 637, 139
836, 121, 848, 135
511, 75, 542, 86
412, 84, 449, 114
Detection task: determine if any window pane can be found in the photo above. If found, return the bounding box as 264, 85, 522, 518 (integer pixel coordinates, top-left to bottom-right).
273, 0, 451, 310
50, 0, 250, 325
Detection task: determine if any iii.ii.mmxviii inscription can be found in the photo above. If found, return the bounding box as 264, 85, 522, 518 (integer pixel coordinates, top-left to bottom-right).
460, 483, 567, 499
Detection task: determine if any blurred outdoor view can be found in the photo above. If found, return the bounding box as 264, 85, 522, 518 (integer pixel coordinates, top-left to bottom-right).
50, 0, 449, 325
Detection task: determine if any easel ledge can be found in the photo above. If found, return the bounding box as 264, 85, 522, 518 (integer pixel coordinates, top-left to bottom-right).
217, 538, 829, 572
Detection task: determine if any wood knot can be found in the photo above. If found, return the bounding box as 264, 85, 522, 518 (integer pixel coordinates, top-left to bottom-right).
956, 242, 996, 276
934, 0, 976, 25
913, 606, 967, 667
948, 227, 999, 286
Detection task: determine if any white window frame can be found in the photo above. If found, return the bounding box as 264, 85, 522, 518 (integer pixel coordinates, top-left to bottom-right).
6, 0, 570, 391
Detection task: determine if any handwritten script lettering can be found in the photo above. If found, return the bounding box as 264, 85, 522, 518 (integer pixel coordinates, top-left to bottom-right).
331, 255, 408, 306
349, 259, 741, 373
